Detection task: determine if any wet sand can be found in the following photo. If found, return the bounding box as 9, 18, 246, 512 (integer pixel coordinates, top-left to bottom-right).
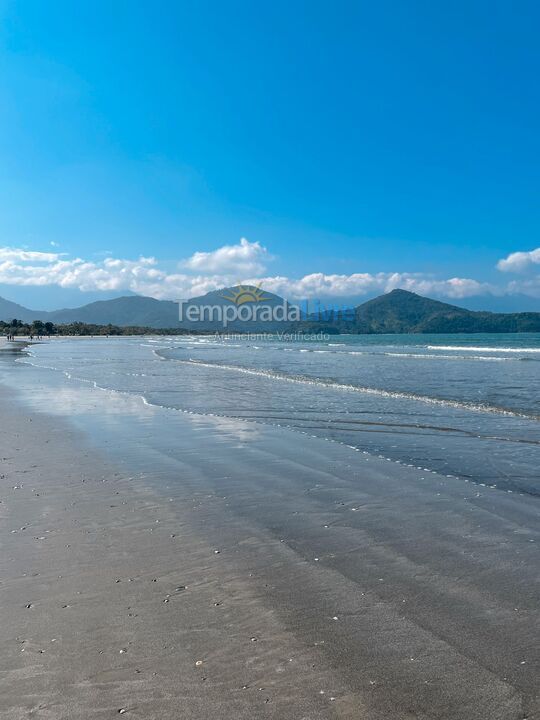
0, 339, 30, 353
0, 379, 538, 719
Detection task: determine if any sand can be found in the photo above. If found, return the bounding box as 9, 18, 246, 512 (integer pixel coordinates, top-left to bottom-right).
0, 380, 538, 719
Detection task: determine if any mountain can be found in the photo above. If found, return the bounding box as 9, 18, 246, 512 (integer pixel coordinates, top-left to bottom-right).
0, 285, 138, 312
356, 289, 470, 332
0, 286, 301, 330
0, 295, 47, 324
0, 294, 181, 328
1, 287, 540, 332
301, 289, 540, 333
47, 295, 180, 328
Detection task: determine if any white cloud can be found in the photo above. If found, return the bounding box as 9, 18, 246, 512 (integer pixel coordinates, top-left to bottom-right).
0, 240, 532, 303
497, 247, 540, 273
181, 237, 269, 275
0, 251, 166, 294
0, 247, 62, 262
253, 272, 493, 300
505, 277, 540, 298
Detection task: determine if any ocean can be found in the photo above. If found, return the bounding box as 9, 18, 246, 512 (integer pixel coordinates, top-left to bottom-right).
17, 332, 540, 495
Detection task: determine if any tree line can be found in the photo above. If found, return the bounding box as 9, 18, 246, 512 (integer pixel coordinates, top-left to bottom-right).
1, 319, 196, 337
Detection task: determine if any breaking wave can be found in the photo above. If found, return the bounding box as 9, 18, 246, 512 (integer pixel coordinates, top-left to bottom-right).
166, 356, 539, 421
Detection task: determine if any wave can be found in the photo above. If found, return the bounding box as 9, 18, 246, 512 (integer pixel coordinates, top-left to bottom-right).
381, 352, 511, 361
263, 346, 517, 361
427, 345, 540, 353
270, 346, 517, 361
171, 357, 539, 421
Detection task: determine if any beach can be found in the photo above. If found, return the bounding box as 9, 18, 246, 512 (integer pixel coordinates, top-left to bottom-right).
0, 339, 538, 719
0, 384, 354, 719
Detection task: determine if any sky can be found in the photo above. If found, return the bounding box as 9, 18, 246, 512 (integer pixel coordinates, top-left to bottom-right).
0, 0, 539, 311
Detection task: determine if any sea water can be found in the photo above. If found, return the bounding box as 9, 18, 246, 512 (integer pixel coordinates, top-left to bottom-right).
16, 332, 540, 494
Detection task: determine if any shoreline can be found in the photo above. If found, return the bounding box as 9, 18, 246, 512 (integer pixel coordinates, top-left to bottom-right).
0, 370, 538, 719
0, 338, 30, 353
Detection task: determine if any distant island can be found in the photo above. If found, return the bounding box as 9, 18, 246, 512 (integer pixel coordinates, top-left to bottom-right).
1, 287, 540, 334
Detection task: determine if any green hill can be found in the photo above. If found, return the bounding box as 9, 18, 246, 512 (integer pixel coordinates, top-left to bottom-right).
47, 295, 180, 328
299, 289, 540, 334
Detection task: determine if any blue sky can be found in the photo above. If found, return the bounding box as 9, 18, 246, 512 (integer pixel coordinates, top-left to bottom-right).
0, 0, 539, 310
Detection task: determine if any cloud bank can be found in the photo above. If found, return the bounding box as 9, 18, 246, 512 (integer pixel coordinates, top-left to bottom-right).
0, 239, 538, 301
497, 247, 540, 273
254, 273, 493, 300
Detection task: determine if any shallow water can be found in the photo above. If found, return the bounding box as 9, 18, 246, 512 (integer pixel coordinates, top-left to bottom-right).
15, 332, 540, 494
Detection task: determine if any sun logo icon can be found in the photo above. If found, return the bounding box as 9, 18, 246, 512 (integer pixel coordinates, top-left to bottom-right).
222, 283, 270, 306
